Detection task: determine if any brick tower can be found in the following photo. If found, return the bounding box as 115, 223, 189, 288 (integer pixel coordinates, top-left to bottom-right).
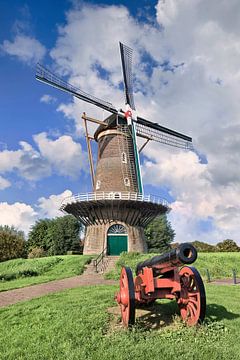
60, 113, 169, 254
37, 42, 192, 255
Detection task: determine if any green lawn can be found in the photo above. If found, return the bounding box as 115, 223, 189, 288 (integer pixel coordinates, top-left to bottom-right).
105, 251, 240, 281
0, 284, 239, 360
0, 255, 92, 292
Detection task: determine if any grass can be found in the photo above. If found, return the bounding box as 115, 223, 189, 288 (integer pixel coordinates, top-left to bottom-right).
0, 283, 239, 359
0, 255, 92, 292
104, 251, 240, 281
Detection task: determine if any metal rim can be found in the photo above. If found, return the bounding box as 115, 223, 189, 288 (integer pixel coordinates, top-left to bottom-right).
178, 266, 206, 326
119, 266, 135, 327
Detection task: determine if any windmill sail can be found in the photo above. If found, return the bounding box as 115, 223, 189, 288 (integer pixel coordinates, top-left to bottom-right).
119, 42, 135, 110
36, 63, 118, 114
135, 116, 193, 150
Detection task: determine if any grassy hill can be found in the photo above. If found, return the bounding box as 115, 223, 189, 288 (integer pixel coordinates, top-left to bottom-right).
105, 252, 240, 281
0, 284, 239, 360
0, 255, 92, 292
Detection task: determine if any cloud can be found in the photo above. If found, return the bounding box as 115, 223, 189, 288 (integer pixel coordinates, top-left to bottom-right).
0, 176, 11, 190
0, 142, 51, 181
40, 94, 57, 104
0, 202, 37, 234
37, 189, 73, 218
1, 34, 46, 64
0, 190, 73, 234
34, 132, 88, 177
0, 133, 88, 184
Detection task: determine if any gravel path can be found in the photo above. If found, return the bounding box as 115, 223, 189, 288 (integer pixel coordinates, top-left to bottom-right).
0, 273, 117, 308
210, 278, 240, 286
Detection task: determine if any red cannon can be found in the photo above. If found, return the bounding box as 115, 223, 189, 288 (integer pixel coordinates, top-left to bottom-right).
116, 243, 206, 327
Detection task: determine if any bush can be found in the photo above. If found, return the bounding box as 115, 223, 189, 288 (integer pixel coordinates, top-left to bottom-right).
0, 226, 26, 262
28, 247, 46, 259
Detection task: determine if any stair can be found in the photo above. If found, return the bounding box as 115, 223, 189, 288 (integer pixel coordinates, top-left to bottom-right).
93, 256, 119, 274
104, 256, 119, 273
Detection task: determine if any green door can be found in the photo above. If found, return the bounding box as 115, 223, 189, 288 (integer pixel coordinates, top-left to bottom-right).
107, 235, 128, 255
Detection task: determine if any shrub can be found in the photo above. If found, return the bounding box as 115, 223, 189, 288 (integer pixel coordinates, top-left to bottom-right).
28, 247, 46, 259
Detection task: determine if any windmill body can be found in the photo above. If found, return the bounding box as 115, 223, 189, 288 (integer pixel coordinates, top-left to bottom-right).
36, 42, 192, 255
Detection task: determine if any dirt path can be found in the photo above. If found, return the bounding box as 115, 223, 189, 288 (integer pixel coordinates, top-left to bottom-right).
210, 278, 240, 286
0, 273, 117, 308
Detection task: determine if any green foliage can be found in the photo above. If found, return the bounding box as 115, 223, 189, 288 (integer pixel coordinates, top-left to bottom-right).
216, 239, 240, 252
144, 215, 175, 253
27, 219, 50, 251
190, 241, 217, 252
105, 251, 240, 281
0, 225, 26, 262
28, 247, 46, 259
0, 284, 239, 360
28, 215, 83, 256
0, 255, 92, 291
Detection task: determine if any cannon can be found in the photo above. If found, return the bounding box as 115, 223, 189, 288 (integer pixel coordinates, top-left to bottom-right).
116, 243, 206, 327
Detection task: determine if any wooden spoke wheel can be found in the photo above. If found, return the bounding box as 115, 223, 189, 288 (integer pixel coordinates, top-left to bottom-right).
178, 266, 206, 326
117, 266, 135, 327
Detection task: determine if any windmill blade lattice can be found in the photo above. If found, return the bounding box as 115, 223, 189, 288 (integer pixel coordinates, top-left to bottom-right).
135, 116, 192, 149
119, 42, 136, 110
36, 63, 118, 114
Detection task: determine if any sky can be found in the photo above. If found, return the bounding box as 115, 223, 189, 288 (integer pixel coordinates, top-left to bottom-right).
0, 0, 240, 245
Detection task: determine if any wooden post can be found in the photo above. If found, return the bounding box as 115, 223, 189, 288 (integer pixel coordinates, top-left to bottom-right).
82, 112, 95, 189
139, 138, 150, 153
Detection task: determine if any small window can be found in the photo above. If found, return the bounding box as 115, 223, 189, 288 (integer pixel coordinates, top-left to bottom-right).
124, 178, 130, 187
96, 180, 101, 190
122, 152, 127, 163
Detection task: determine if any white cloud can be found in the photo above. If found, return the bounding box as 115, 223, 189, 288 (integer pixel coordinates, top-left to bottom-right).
0, 202, 37, 234
1, 34, 46, 64
0, 142, 51, 181
40, 94, 57, 104
0, 190, 73, 235
0, 133, 88, 184
34, 132, 88, 177
0, 176, 11, 190
37, 189, 73, 218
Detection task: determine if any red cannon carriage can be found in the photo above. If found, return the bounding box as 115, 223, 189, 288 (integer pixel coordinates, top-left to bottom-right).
116, 243, 206, 327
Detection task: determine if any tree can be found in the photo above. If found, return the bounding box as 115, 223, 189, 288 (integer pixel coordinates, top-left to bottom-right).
216, 239, 240, 252
28, 219, 51, 251
191, 241, 216, 252
27, 216, 83, 256
144, 215, 175, 253
0, 225, 26, 262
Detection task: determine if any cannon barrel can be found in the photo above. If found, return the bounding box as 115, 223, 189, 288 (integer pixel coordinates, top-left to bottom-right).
136, 243, 197, 275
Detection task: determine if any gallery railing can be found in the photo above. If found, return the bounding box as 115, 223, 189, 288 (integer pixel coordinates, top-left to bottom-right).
60, 191, 169, 209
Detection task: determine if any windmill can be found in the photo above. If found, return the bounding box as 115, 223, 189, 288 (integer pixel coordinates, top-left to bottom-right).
36, 42, 192, 255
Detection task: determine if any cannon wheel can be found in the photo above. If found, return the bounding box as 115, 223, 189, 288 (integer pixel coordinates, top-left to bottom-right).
119, 266, 135, 327
178, 266, 206, 326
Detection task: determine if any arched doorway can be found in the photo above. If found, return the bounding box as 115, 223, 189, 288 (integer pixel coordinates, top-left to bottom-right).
107, 224, 128, 255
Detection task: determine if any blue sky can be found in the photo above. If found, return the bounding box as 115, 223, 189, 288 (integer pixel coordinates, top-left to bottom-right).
1, 0, 240, 245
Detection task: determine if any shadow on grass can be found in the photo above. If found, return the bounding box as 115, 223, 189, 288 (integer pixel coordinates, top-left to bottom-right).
135, 301, 240, 330
206, 303, 240, 322
135, 301, 178, 330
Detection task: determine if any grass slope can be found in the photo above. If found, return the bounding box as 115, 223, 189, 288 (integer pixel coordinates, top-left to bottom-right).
105, 252, 240, 280
0, 284, 239, 360
0, 255, 92, 292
